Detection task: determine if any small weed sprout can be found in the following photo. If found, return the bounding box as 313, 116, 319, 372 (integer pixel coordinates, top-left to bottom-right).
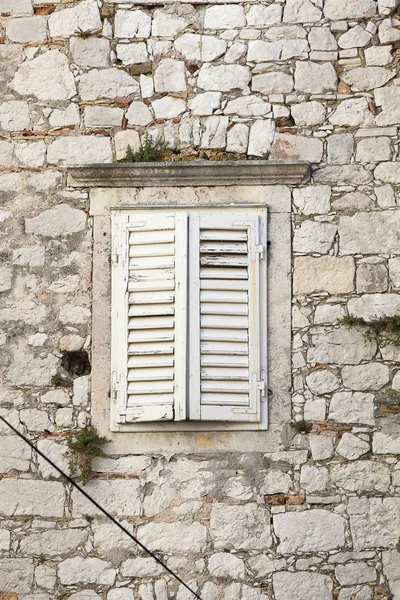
37, 553, 46, 564
75, 28, 93, 39
84, 514, 95, 523
292, 420, 312, 434
119, 135, 166, 163
51, 373, 62, 388
67, 424, 108, 485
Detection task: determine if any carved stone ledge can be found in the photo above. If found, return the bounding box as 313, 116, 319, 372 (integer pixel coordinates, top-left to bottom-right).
68, 160, 311, 188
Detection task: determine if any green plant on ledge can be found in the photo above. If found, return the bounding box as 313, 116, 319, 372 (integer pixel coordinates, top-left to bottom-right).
343, 315, 400, 347
75, 28, 93, 39
120, 135, 166, 163
67, 424, 108, 485
292, 420, 312, 434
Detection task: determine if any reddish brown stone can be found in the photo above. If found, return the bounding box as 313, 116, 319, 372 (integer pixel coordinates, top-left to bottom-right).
265, 494, 285, 506
0, 594, 18, 600
338, 81, 351, 94
286, 494, 305, 506
34, 5, 56, 15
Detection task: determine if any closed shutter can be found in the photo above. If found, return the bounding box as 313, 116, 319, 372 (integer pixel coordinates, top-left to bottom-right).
111, 211, 187, 423
188, 210, 267, 423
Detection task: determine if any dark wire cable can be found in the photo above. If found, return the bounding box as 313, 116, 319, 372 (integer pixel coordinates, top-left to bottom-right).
0, 414, 203, 600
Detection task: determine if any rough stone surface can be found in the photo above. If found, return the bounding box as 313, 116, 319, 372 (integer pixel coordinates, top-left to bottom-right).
339, 212, 400, 254
72, 480, 141, 517
210, 504, 272, 550
306, 370, 340, 395
274, 510, 345, 553
328, 392, 375, 425
70, 38, 110, 68
324, 0, 377, 19
198, 64, 251, 92
0, 480, 65, 517
309, 328, 376, 366
273, 571, 333, 600
58, 557, 116, 585
138, 522, 207, 553
294, 256, 355, 295
349, 497, 400, 550
79, 69, 139, 101
332, 461, 390, 493
26, 205, 86, 237
293, 221, 337, 254
49, 0, 101, 37
342, 363, 389, 391
295, 61, 337, 93
6, 16, 46, 43
337, 433, 370, 460
0, 558, 34, 593
11, 50, 76, 101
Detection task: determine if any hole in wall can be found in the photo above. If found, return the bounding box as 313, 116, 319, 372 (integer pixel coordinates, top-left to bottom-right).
61, 351, 91, 377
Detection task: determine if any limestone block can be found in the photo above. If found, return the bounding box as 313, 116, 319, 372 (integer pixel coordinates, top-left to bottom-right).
339, 212, 400, 254
332, 191, 373, 213
56, 407, 73, 427
115, 9, 151, 38
324, 0, 377, 19
247, 120, 275, 156
356, 258, 388, 293
80, 68, 139, 101
83, 106, 123, 129
26, 204, 86, 236
108, 589, 135, 600
59, 304, 90, 325
152, 15, 190, 42
0, 479, 65, 517
0, 529, 10, 550
8, 354, 59, 387
293, 221, 337, 254
28, 333, 47, 346
337, 433, 370, 460
338, 24, 372, 48
0, 265, 12, 291
0, 435, 31, 472
328, 392, 375, 425
283, 0, 322, 22
375, 86, 400, 125
375, 161, 400, 183
270, 134, 323, 162
224, 96, 271, 117
72, 480, 141, 516
93, 455, 151, 475
0, 100, 30, 132
71, 37, 110, 68
349, 497, 400, 549
308, 27, 337, 50
373, 432, 400, 454
0, 0, 32, 14
138, 522, 206, 553
6, 16, 46, 42
309, 434, 335, 460
291, 101, 325, 126
37, 438, 68, 479
225, 41, 247, 63
343, 66, 395, 91
314, 165, 372, 186
116, 42, 148, 65
0, 558, 34, 593
35, 564, 56, 590
327, 134, 354, 165
21, 529, 87, 556
152, 97, 185, 119
59, 557, 115, 585
226, 123, 249, 153
114, 130, 141, 160
252, 72, 293, 94
189, 92, 221, 116
292, 305, 311, 327
342, 362, 389, 391
140, 74, 153, 99
330, 98, 374, 127
348, 293, 400, 320
375, 184, 396, 207
309, 328, 376, 366
260, 469, 292, 494
15, 141, 46, 168
389, 258, 400, 289
49, 0, 101, 38
383, 550, 400, 600
20, 408, 54, 432
306, 370, 339, 395
200, 116, 228, 149
12, 49, 75, 101
154, 59, 186, 93
49, 104, 80, 127
282, 38, 309, 59
48, 136, 113, 166
274, 509, 345, 552
198, 64, 251, 92
300, 465, 329, 492
125, 101, 152, 127
379, 18, 400, 43
208, 553, 245, 579
249, 40, 283, 62
210, 503, 272, 550
69, 592, 102, 600
0, 140, 13, 167
204, 5, 245, 29
365, 45, 394, 66
295, 61, 337, 93
247, 4, 282, 26
293, 186, 330, 215
332, 461, 390, 493
93, 521, 137, 558
120, 558, 163, 578
294, 256, 355, 295
336, 563, 377, 586
378, 0, 400, 14
41, 389, 70, 407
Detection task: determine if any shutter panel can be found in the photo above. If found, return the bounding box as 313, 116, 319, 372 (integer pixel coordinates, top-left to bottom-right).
111, 211, 187, 423
188, 210, 267, 423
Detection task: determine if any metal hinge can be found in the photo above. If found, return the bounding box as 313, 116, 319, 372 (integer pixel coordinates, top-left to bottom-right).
111, 371, 119, 404
256, 379, 267, 403
112, 244, 122, 265
255, 245, 265, 260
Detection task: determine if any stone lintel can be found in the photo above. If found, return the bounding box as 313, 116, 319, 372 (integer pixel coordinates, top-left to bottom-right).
68, 160, 311, 188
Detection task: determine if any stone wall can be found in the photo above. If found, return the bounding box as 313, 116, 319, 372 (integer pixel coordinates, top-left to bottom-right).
1, 0, 400, 599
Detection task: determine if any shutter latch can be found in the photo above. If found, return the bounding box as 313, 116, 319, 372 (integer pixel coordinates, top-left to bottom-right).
255, 245, 265, 260
111, 371, 119, 404
112, 242, 122, 265
256, 379, 267, 403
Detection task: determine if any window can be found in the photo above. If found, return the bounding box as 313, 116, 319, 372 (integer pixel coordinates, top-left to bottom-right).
111, 206, 268, 430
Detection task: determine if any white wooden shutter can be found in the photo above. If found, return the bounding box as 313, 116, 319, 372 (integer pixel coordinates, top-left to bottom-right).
111, 211, 187, 423
188, 210, 267, 423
